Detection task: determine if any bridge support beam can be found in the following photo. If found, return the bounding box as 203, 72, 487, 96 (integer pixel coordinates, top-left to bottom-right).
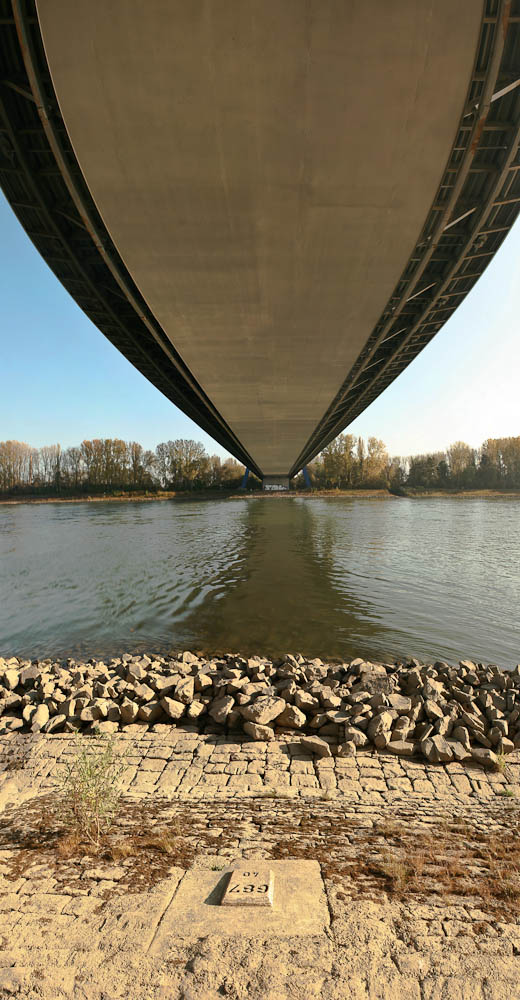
302, 466, 311, 488
240, 468, 250, 490
262, 475, 290, 491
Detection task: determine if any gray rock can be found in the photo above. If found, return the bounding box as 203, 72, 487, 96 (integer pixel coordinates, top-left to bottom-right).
434, 715, 452, 737
387, 693, 412, 714
126, 663, 147, 683
240, 696, 286, 726
404, 667, 422, 690
294, 690, 320, 713
20, 665, 40, 687
174, 676, 195, 704
186, 700, 207, 720
451, 725, 471, 751
446, 740, 470, 762
119, 698, 139, 724
419, 737, 436, 762
242, 681, 274, 698
326, 709, 352, 725
308, 712, 331, 729
430, 734, 453, 762
194, 672, 213, 692
1, 669, 19, 691
422, 678, 445, 700
367, 711, 393, 742
133, 683, 155, 702
43, 713, 66, 733
31, 704, 49, 730
472, 730, 493, 749
489, 726, 503, 746
424, 700, 444, 722
319, 722, 340, 737
348, 690, 371, 705
137, 700, 164, 723
153, 674, 179, 696
209, 695, 236, 724
414, 722, 434, 740
22, 704, 36, 724
160, 697, 186, 721
392, 717, 412, 739
385, 739, 417, 756
243, 721, 274, 741
106, 703, 121, 722
300, 735, 332, 758
275, 704, 306, 729
343, 726, 368, 748
79, 705, 106, 723
471, 747, 498, 769
319, 687, 342, 710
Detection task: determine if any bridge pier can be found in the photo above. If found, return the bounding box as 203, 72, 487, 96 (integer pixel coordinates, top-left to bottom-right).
262, 475, 290, 491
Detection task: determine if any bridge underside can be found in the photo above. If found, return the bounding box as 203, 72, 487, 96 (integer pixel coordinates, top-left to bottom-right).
1, 1, 519, 478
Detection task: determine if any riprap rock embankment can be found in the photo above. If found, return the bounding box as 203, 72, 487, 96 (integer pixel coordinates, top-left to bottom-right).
1, 652, 518, 766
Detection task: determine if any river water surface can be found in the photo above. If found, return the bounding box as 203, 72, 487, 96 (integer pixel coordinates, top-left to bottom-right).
1, 495, 519, 666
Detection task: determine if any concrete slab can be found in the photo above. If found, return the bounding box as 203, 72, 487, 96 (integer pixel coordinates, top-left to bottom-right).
148, 860, 329, 949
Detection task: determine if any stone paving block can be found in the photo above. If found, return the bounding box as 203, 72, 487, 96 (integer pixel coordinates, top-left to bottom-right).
22, 893, 67, 914
0, 894, 21, 912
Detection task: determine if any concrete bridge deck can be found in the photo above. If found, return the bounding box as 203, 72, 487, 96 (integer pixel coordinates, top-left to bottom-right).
1, 2, 519, 478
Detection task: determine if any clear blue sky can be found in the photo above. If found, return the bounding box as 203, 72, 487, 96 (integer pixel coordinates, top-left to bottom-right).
1, 189, 519, 461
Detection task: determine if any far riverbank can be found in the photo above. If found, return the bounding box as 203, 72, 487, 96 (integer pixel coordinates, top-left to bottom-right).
2, 487, 520, 505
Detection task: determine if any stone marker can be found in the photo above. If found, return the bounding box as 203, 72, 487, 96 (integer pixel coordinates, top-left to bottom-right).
221, 867, 274, 907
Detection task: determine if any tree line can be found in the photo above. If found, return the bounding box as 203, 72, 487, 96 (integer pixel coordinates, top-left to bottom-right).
0, 438, 249, 496
0, 433, 519, 497
308, 434, 520, 491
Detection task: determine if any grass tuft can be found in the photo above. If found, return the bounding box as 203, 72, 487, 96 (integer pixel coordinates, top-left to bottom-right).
54, 734, 127, 849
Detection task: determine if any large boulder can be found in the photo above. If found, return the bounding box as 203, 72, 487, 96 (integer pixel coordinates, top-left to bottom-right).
160, 697, 186, 721
174, 676, 195, 704
208, 695, 236, 724
300, 735, 332, 758
471, 748, 498, 769
240, 696, 286, 726
294, 690, 320, 713
275, 704, 306, 729
243, 721, 274, 741
343, 725, 368, 748
119, 698, 139, 724
385, 739, 416, 757
367, 711, 393, 742
31, 704, 49, 730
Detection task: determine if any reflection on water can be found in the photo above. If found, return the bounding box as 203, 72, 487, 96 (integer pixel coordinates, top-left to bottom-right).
0, 496, 519, 665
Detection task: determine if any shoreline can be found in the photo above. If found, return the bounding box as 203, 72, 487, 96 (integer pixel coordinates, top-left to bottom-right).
1, 486, 520, 506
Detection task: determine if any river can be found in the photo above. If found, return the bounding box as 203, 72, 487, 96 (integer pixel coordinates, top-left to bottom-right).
1, 495, 519, 666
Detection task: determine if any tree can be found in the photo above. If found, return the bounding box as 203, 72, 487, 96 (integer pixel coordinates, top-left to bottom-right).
154, 439, 208, 490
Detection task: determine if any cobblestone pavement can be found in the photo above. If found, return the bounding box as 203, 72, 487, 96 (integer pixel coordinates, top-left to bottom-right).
2, 726, 518, 803
1, 729, 520, 998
